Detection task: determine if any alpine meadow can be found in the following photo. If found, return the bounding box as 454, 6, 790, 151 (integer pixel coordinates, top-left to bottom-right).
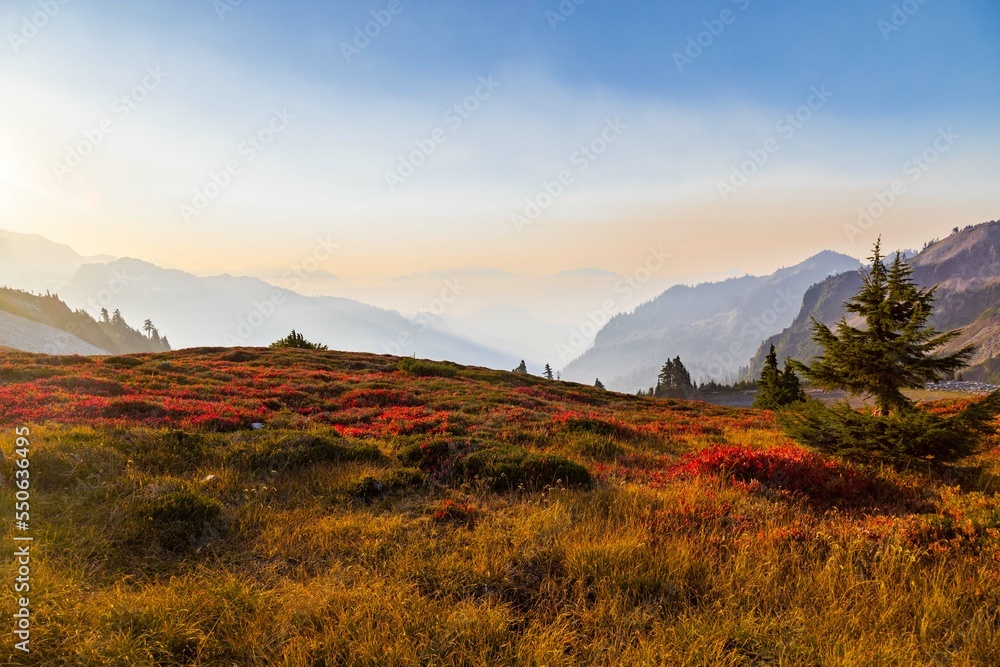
2, 1, 1000, 665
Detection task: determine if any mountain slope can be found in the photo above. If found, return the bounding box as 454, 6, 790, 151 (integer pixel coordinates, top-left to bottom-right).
0, 287, 169, 355
750, 219, 1000, 382
0, 309, 107, 355
563, 251, 861, 391
58, 259, 518, 369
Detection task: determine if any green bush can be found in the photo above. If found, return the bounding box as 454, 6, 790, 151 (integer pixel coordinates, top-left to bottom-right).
225, 432, 382, 474
103, 356, 145, 369
346, 475, 386, 501
344, 468, 425, 502
398, 440, 451, 469
779, 392, 1000, 467
565, 417, 626, 438
132, 486, 222, 552
397, 358, 459, 378
458, 445, 591, 491
110, 430, 208, 474
570, 432, 626, 461
383, 466, 425, 489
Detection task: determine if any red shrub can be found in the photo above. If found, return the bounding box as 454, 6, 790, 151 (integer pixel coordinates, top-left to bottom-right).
670, 445, 875, 504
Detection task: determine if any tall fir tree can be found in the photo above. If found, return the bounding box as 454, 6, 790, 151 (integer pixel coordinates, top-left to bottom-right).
753, 344, 805, 410
781, 238, 1000, 466
655, 356, 694, 398
799, 239, 973, 416
543, 363, 554, 380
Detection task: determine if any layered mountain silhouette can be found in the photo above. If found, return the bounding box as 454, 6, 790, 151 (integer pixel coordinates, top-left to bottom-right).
562, 251, 862, 391
750, 220, 1000, 383
57, 259, 518, 369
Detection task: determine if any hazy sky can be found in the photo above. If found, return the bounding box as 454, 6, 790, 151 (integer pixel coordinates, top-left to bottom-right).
1, 0, 998, 286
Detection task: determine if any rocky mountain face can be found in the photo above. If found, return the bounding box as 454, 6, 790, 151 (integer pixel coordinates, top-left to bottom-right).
562, 251, 861, 392
750, 220, 1000, 383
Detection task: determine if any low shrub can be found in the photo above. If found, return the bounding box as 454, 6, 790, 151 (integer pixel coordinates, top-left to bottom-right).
344, 468, 425, 502
570, 432, 626, 461
779, 393, 1000, 467
225, 432, 382, 474
397, 358, 459, 378
102, 356, 145, 369
346, 475, 386, 501
431, 499, 478, 525
458, 445, 591, 491
670, 444, 877, 505
131, 485, 223, 552
110, 430, 208, 474
564, 417, 630, 439
398, 440, 452, 471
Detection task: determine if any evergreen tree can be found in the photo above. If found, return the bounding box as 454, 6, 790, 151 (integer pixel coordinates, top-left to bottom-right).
100, 308, 110, 323
781, 239, 1000, 466
780, 359, 805, 403
111, 309, 125, 325
655, 356, 694, 398
594, 378, 605, 390
513, 360, 528, 374
753, 344, 805, 410
270, 330, 328, 350
543, 363, 554, 380
799, 239, 973, 416
143, 319, 155, 338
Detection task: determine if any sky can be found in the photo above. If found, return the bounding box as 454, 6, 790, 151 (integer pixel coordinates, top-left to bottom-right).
0, 0, 998, 302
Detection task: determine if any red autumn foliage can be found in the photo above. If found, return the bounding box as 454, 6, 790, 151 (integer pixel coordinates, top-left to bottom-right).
669, 444, 876, 504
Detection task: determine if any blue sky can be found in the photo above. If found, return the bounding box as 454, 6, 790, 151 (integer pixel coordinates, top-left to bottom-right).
1, 0, 998, 289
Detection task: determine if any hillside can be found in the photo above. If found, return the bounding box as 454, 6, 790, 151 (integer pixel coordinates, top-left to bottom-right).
2, 347, 1000, 665
751, 220, 1000, 382
563, 251, 860, 391
0, 287, 169, 355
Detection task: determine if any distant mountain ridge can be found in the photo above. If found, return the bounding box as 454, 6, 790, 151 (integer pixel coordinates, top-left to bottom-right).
562, 250, 861, 391
57, 259, 519, 369
0, 229, 114, 293
750, 220, 1000, 383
